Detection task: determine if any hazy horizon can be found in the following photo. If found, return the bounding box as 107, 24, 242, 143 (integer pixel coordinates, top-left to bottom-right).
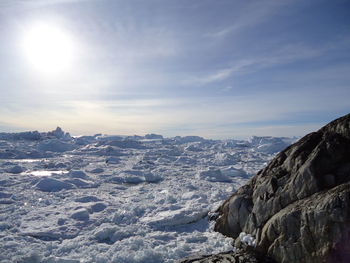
1, 0, 349, 139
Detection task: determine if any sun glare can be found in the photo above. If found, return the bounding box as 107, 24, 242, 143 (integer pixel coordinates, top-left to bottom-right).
21, 22, 75, 74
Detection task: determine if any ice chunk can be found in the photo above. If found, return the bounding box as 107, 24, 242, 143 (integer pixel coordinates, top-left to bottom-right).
123, 175, 145, 184
145, 133, 163, 140
141, 207, 208, 227
0, 131, 41, 140
0, 222, 11, 230
68, 170, 89, 179
37, 139, 75, 152
185, 144, 203, 152
35, 178, 75, 192
64, 178, 93, 188
75, 196, 102, 203
93, 225, 119, 243
7, 165, 24, 174
143, 172, 162, 183
197, 169, 232, 182
44, 257, 80, 263
221, 167, 248, 178
71, 208, 90, 221
106, 156, 120, 164
103, 139, 145, 149
213, 153, 237, 165
93, 223, 136, 244
111, 209, 139, 225
89, 167, 104, 173
0, 191, 12, 199
250, 136, 292, 154
90, 202, 107, 212
174, 136, 205, 143
46, 127, 71, 140
110, 170, 161, 184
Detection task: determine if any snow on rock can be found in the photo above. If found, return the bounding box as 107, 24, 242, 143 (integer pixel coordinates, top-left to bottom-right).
239, 232, 256, 247
35, 178, 75, 192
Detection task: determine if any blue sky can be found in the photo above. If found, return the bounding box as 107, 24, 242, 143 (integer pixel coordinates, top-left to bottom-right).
0, 0, 349, 138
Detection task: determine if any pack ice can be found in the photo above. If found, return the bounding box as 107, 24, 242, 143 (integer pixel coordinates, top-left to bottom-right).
0, 127, 293, 263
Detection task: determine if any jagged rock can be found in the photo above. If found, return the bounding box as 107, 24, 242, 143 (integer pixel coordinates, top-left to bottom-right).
214, 113, 350, 263
177, 249, 276, 263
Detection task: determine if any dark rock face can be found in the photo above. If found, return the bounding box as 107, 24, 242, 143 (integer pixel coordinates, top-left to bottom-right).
214, 113, 350, 263
178, 249, 276, 263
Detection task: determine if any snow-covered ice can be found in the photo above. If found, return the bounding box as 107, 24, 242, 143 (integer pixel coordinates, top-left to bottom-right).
0, 128, 292, 263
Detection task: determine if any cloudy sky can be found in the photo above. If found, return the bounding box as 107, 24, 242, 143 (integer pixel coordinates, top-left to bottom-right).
0, 0, 349, 138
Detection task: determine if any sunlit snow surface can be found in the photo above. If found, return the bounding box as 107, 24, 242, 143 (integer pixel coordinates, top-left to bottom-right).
0, 130, 294, 263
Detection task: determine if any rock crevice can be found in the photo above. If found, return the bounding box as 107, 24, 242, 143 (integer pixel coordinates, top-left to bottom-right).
213, 113, 350, 263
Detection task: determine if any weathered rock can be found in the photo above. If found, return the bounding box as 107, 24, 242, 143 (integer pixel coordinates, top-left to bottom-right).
177, 249, 276, 263
214, 113, 350, 263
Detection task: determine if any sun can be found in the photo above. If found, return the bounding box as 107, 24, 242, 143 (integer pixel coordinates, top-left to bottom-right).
21, 22, 75, 74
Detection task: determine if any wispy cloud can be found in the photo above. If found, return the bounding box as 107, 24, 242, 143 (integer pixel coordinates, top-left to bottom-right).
189, 43, 328, 85
206, 0, 294, 39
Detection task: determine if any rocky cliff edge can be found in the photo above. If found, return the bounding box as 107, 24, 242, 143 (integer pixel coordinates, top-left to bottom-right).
181, 113, 350, 263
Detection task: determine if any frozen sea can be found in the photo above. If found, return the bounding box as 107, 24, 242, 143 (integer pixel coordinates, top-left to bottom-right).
0, 128, 294, 263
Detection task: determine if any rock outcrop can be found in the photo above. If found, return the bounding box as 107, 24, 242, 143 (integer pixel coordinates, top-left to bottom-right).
213, 113, 350, 263
178, 249, 276, 263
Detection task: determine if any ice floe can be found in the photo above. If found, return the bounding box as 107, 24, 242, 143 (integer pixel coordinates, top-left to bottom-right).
0, 128, 292, 263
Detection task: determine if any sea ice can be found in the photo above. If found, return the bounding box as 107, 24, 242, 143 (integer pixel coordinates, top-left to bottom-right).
35, 177, 75, 192
7, 165, 24, 174
71, 208, 90, 221
0, 129, 290, 263
197, 168, 232, 182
